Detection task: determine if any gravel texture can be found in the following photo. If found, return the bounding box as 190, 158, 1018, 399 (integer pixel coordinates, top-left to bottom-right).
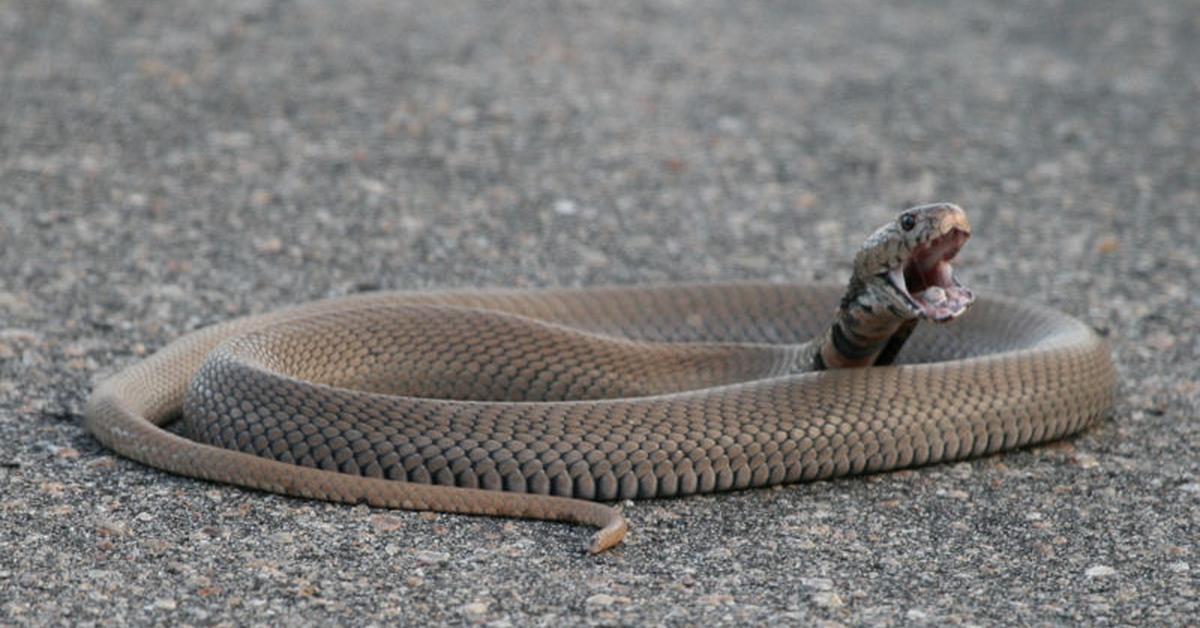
2, 0, 1197, 625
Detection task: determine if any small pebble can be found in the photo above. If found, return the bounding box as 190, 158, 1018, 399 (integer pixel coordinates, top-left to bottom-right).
586, 593, 628, 607
553, 199, 578, 216
96, 519, 130, 538
255, 237, 284, 254
370, 514, 405, 533
1085, 565, 1116, 578
413, 551, 450, 565
812, 591, 845, 609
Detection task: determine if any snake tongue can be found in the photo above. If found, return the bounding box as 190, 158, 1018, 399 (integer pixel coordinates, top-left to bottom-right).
891, 228, 974, 321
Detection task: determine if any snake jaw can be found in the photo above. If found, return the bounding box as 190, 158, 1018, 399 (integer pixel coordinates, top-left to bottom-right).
885, 226, 974, 322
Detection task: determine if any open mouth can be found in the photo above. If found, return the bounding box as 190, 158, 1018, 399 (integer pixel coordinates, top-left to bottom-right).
887, 227, 974, 321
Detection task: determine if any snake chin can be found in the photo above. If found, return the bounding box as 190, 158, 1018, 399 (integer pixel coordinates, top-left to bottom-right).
888, 227, 974, 322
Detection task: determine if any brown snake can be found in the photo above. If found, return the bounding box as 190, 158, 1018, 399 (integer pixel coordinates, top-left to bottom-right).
85, 204, 1116, 552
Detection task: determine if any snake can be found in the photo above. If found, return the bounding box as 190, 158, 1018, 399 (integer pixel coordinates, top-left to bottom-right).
85, 203, 1116, 553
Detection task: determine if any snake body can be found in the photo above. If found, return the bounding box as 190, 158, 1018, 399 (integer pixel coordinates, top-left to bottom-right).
86, 205, 1116, 552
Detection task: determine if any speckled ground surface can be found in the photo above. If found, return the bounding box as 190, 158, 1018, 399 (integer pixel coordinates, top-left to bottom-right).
1, 0, 1197, 625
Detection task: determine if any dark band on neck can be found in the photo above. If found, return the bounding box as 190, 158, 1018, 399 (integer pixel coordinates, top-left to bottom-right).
872, 319, 917, 366
830, 322, 875, 361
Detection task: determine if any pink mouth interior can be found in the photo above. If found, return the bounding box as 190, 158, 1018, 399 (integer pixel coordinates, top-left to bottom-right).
889, 228, 974, 321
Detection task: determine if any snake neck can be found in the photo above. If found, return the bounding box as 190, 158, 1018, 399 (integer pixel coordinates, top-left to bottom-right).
796, 280, 919, 372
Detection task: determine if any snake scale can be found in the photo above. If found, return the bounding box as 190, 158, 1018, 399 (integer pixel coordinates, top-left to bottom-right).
86, 204, 1116, 552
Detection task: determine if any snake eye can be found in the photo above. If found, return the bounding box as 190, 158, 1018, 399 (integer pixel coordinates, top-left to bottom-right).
899, 213, 916, 231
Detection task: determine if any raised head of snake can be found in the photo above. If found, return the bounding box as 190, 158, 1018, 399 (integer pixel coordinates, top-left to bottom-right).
813, 202, 975, 370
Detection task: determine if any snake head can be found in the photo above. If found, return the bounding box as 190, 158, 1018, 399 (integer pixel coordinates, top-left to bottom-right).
854, 203, 975, 322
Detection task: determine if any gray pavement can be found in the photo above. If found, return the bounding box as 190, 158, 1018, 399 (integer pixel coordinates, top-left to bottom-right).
1, 0, 1197, 624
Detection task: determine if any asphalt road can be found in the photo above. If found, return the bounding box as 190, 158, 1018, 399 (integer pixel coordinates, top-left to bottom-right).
1, 0, 1197, 624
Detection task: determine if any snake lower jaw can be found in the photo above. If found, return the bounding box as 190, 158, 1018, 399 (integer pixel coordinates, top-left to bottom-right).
880, 268, 974, 322
920, 286, 975, 322
912, 272, 976, 322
